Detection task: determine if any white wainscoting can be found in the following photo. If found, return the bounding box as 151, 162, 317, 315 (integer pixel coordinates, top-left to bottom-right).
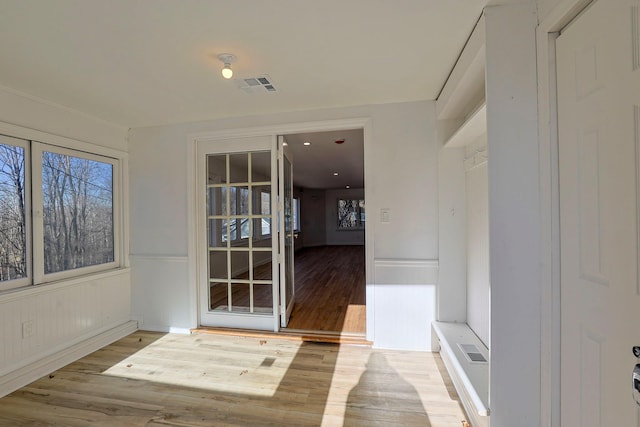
130, 255, 192, 333
0, 269, 133, 397
372, 259, 438, 350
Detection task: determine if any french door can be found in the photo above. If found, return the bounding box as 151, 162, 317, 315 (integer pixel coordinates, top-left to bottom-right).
197, 135, 294, 331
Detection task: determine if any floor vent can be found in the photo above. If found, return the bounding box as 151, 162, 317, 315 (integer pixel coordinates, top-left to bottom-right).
458, 343, 488, 363
235, 75, 277, 94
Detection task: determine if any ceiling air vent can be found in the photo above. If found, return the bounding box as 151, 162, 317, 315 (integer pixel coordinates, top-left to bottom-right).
458, 343, 488, 363
235, 75, 277, 94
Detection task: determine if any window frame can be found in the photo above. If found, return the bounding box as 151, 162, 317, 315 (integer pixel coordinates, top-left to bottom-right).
0, 135, 32, 291
0, 133, 123, 292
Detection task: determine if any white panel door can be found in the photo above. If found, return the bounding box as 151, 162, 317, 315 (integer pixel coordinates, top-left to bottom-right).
557, 0, 640, 425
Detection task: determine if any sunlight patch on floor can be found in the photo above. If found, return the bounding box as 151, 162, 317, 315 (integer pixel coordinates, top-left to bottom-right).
102, 333, 301, 397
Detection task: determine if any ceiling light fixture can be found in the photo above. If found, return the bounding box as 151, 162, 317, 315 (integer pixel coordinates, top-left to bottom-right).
303, 142, 311, 146
346, 185, 350, 189
217, 53, 237, 79
333, 172, 339, 176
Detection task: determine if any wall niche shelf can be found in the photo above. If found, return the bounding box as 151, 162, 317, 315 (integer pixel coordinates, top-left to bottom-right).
444, 102, 486, 149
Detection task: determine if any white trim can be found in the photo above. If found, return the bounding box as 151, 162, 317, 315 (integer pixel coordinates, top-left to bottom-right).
188, 117, 375, 339
0, 120, 127, 160
0, 267, 130, 304
374, 259, 439, 285
537, 2, 593, 426
187, 118, 371, 142
130, 254, 189, 262
0, 320, 137, 398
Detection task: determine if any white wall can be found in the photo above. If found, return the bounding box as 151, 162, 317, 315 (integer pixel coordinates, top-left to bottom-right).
325, 188, 365, 246
0, 87, 132, 397
465, 141, 490, 347
300, 188, 326, 247
485, 3, 541, 426
437, 144, 467, 323
129, 100, 439, 350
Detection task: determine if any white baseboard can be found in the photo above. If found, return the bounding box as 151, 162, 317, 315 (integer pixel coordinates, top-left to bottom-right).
0, 320, 138, 398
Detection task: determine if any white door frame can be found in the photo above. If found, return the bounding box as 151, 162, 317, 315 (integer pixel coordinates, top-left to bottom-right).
537, 1, 594, 425
187, 117, 373, 337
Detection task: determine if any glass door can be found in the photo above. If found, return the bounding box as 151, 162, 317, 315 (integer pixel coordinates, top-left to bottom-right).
197, 136, 278, 330
279, 136, 295, 327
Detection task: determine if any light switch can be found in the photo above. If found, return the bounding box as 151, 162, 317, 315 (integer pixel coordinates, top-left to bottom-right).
380, 208, 390, 223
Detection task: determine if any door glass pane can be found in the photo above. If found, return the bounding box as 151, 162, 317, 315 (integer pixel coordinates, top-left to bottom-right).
209, 251, 227, 279
283, 156, 294, 307
253, 251, 272, 280
207, 155, 227, 184
222, 218, 236, 242
42, 151, 114, 274
0, 142, 27, 282
251, 151, 271, 182
210, 281, 228, 311
230, 250, 249, 280
253, 284, 273, 312
207, 187, 224, 216
229, 153, 248, 183
231, 283, 250, 311
253, 186, 271, 215
229, 186, 250, 215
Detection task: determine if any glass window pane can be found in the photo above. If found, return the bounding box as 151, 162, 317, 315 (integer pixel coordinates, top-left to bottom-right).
209, 250, 227, 279
230, 283, 250, 311
207, 187, 224, 216
229, 186, 249, 215
229, 153, 248, 183
252, 186, 270, 215
240, 217, 250, 239
230, 250, 249, 280
293, 198, 300, 231
207, 155, 227, 184
0, 143, 27, 282
251, 151, 271, 182
223, 218, 238, 243
253, 284, 273, 313
210, 281, 228, 311
253, 251, 272, 280
42, 151, 114, 274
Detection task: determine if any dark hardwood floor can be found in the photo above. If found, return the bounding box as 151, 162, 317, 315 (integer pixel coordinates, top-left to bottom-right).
209, 245, 366, 334
286, 245, 365, 334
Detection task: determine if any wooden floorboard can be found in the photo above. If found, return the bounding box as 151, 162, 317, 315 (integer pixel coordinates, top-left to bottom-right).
0, 331, 469, 426
286, 245, 366, 333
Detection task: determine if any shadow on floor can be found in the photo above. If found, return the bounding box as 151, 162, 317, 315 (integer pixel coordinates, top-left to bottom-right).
344, 353, 431, 426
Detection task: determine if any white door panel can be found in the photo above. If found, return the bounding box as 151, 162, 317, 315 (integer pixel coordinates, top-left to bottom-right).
197, 136, 279, 330
278, 136, 295, 328
558, 0, 640, 424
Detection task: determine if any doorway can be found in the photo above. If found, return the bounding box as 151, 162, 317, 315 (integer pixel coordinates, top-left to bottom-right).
279, 129, 366, 336
194, 120, 370, 338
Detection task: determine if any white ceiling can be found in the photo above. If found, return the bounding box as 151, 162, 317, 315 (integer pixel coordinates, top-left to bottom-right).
0, 0, 487, 129
284, 129, 364, 189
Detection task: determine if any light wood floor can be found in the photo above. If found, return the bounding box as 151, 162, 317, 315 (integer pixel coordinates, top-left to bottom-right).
0, 331, 468, 426
286, 246, 365, 333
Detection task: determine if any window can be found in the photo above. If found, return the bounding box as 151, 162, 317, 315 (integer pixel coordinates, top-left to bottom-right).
0, 135, 120, 291
337, 199, 365, 230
